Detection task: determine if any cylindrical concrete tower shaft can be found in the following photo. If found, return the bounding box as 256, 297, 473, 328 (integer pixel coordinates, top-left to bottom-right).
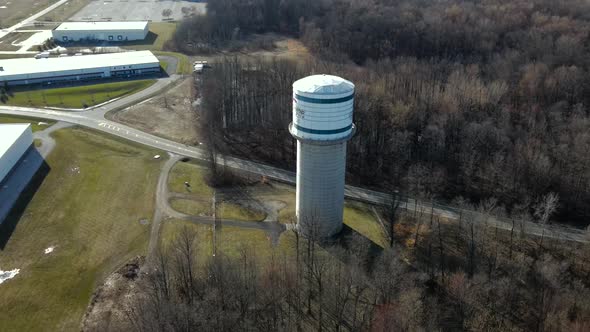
289, 74, 355, 238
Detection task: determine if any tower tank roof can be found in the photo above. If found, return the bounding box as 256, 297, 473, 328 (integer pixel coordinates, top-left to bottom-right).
293, 74, 354, 95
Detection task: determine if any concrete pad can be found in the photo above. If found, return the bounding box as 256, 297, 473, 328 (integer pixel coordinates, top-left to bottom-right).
14, 30, 52, 53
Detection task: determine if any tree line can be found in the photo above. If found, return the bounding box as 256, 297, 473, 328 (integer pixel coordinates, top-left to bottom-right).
198, 55, 590, 225
185, 0, 590, 223
123, 203, 590, 331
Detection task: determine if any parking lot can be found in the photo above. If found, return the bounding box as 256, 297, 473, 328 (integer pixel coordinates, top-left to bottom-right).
68, 0, 206, 22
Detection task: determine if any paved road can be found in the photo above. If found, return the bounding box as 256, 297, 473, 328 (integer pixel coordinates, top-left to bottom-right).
151, 155, 286, 257
146, 153, 180, 261
1, 80, 587, 244
0, 0, 69, 39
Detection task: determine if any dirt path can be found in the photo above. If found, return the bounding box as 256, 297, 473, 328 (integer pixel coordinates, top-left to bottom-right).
33, 121, 73, 157
146, 153, 181, 263
150, 158, 288, 253
106, 77, 199, 145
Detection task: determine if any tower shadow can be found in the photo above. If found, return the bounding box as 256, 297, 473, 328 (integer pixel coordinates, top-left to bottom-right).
319, 224, 384, 272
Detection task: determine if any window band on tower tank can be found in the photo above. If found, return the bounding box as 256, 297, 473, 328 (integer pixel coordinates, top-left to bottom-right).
294, 124, 353, 135
294, 93, 354, 104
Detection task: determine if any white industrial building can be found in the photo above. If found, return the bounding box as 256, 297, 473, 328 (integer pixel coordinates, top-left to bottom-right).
0, 51, 161, 86
0, 124, 33, 185
290, 74, 355, 238
53, 21, 149, 42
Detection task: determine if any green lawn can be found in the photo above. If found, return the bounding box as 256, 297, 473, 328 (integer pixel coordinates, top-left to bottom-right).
277, 194, 296, 224
0, 115, 55, 132
0, 54, 33, 60
217, 202, 266, 221
168, 162, 213, 197
153, 51, 192, 74
170, 198, 212, 216
159, 220, 292, 263
343, 202, 386, 247
217, 226, 276, 258
160, 60, 169, 72
123, 22, 177, 51
2, 80, 157, 109
0, 127, 163, 331
159, 220, 213, 256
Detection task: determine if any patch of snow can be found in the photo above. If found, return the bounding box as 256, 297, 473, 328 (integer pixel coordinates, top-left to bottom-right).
0, 269, 20, 284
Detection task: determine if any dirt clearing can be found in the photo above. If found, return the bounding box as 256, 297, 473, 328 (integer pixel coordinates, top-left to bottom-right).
82, 257, 143, 331
108, 78, 200, 145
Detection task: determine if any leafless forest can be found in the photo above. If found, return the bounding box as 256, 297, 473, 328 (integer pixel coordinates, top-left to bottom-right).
125, 208, 590, 331
122, 0, 590, 330
179, 0, 590, 225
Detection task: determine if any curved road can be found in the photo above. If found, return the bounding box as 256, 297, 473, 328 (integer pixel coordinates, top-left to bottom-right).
1, 79, 588, 244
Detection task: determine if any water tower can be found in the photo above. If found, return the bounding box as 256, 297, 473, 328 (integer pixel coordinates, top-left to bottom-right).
289, 74, 355, 238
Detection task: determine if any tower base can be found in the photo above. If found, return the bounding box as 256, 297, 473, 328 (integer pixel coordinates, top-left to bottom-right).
294, 140, 347, 239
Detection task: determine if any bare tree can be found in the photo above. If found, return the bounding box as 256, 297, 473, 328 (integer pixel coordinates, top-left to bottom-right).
534, 192, 559, 249
162, 9, 173, 18
381, 190, 402, 248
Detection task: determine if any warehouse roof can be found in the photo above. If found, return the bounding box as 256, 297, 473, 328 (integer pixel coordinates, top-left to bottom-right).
0, 124, 31, 159
55, 21, 148, 31
0, 51, 159, 78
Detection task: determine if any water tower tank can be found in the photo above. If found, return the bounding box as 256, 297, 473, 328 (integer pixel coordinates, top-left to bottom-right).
289, 74, 355, 238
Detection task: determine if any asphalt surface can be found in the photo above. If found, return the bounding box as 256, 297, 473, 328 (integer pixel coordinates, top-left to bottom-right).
146, 153, 180, 262
1, 76, 587, 244
69, 0, 206, 22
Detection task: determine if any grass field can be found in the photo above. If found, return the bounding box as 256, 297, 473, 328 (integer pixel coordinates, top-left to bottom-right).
0, 54, 33, 60
38, 0, 92, 23
2, 79, 157, 109
0, 127, 163, 331
217, 202, 266, 221
344, 202, 386, 247
159, 220, 294, 262
170, 198, 212, 216
217, 226, 280, 259
0, 0, 54, 28
160, 220, 213, 256
168, 162, 213, 197
122, 22, 177, 52
160, 60, 170, 72
153, 51, 192, 74
276, 193, 296, 223
0, 115, 55, 132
